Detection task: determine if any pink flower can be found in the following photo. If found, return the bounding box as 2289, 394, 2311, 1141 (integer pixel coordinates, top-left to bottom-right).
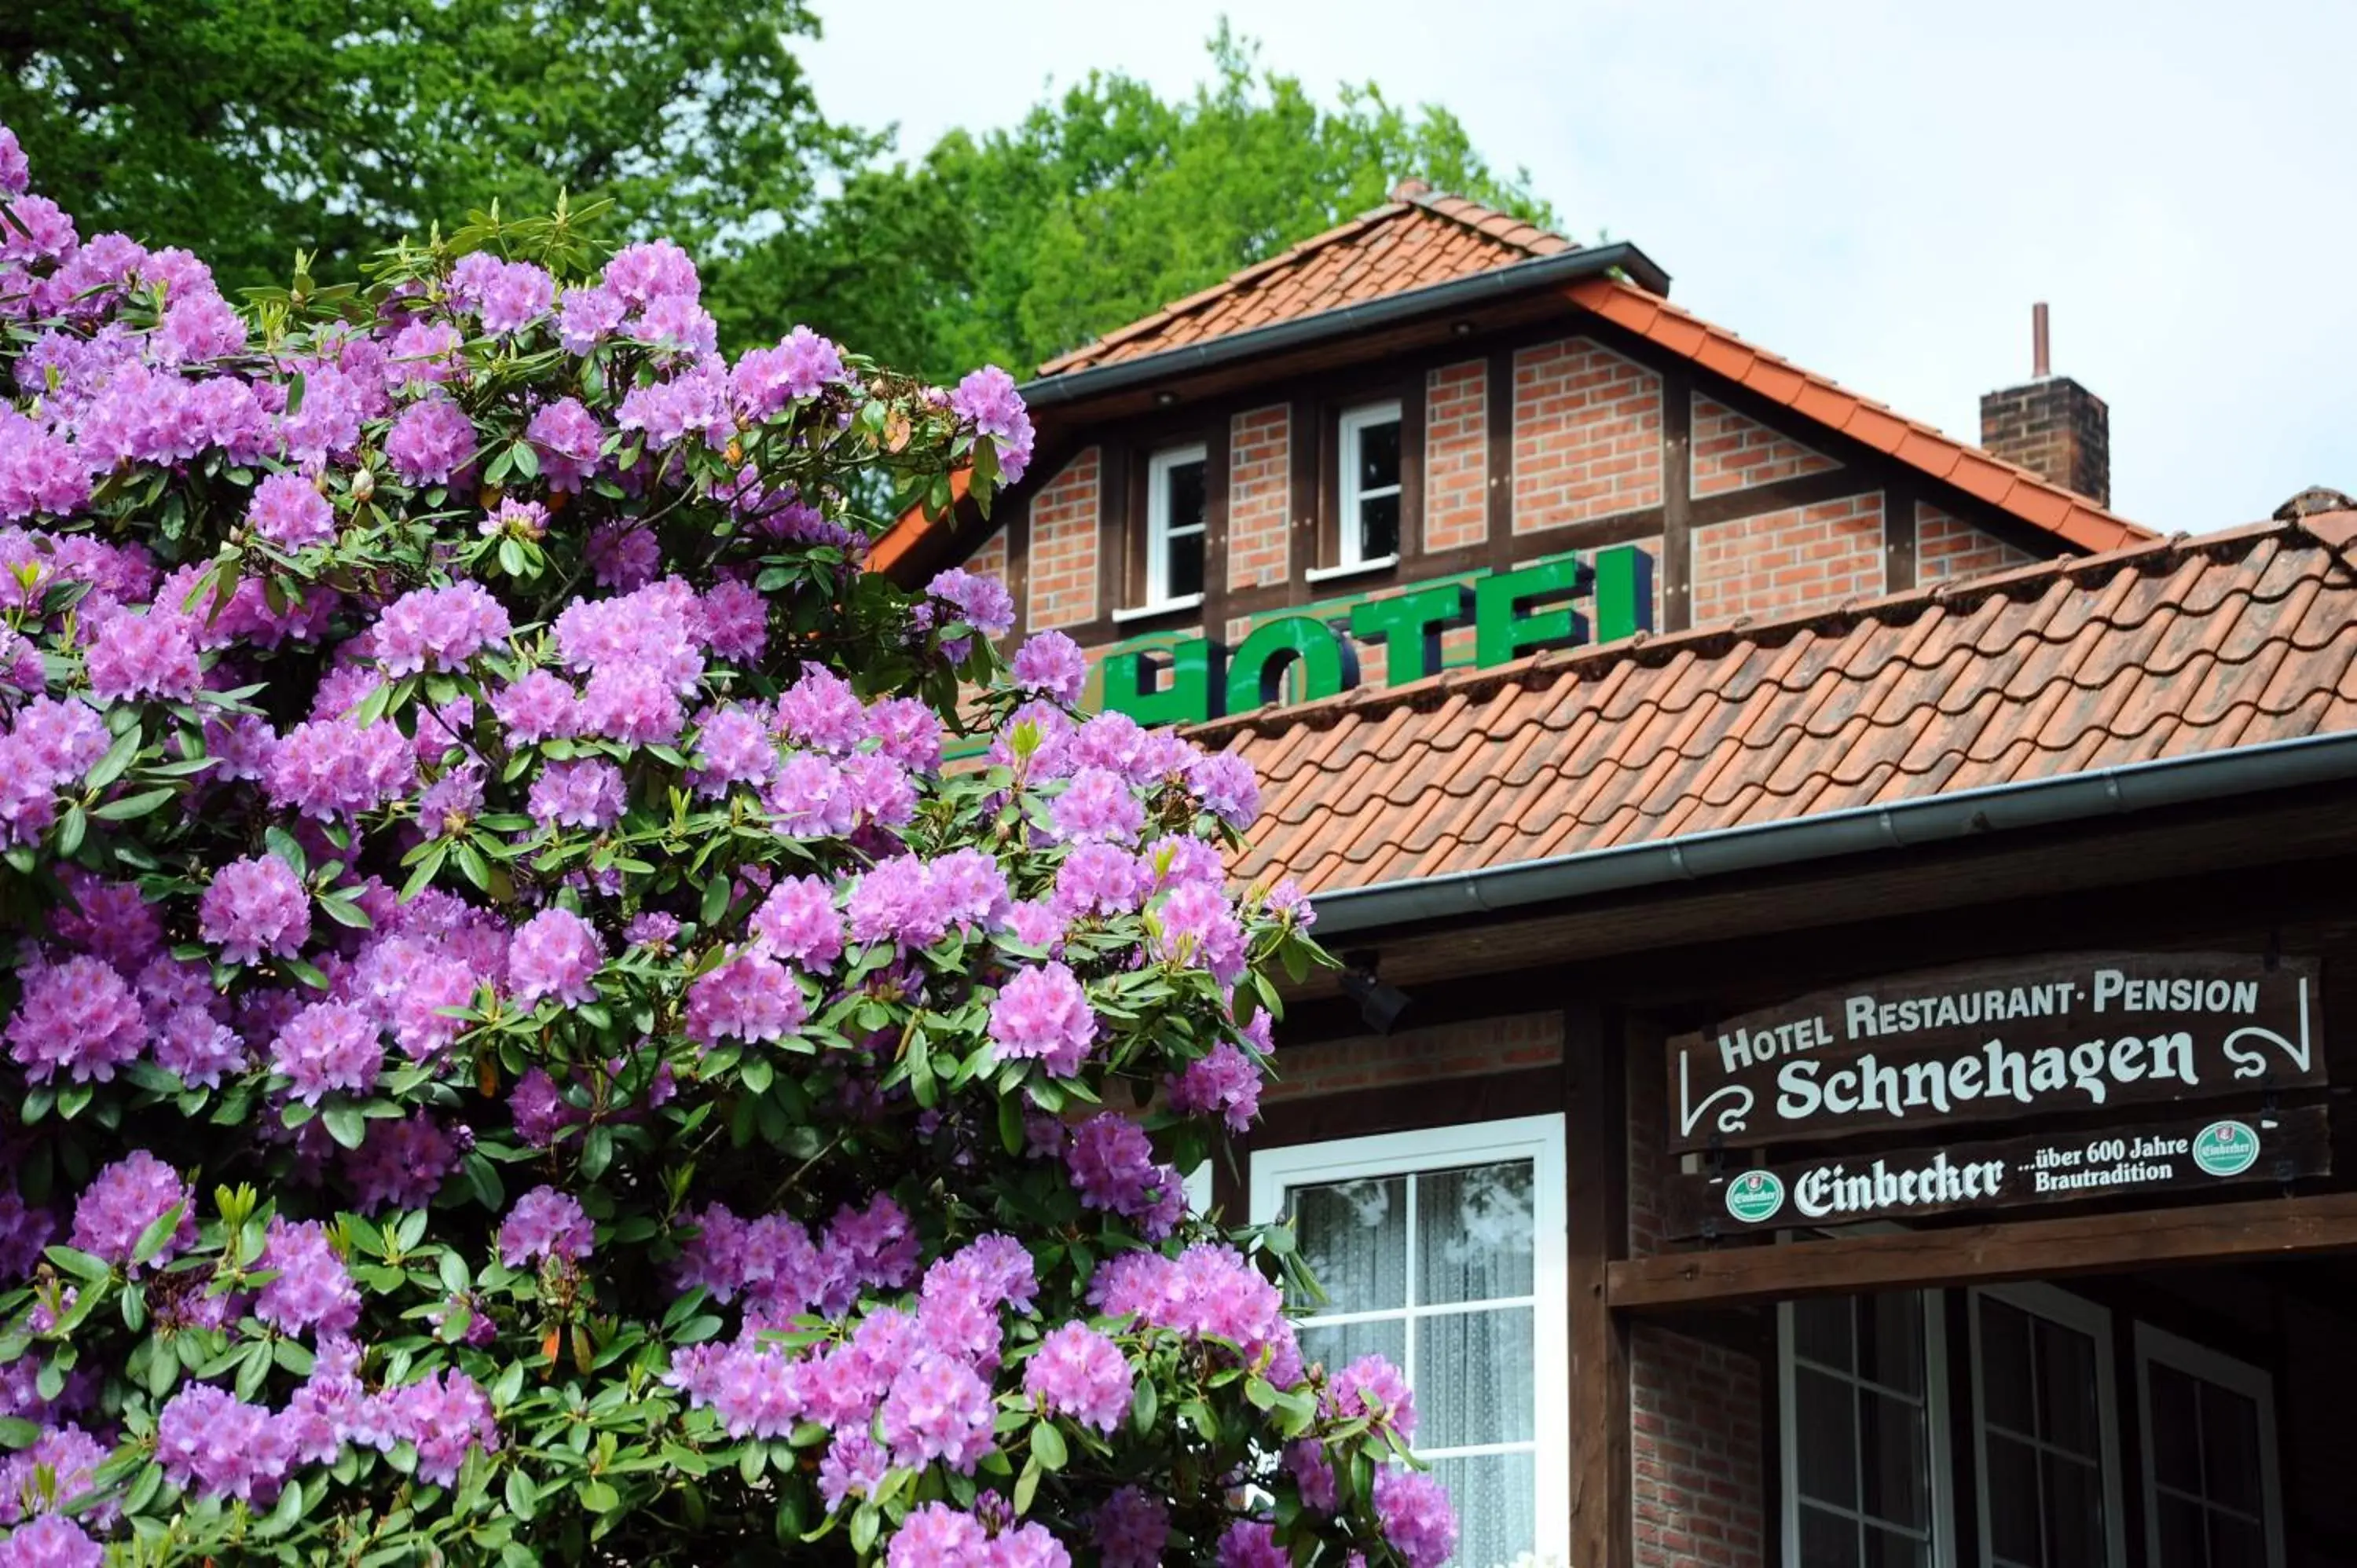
527, 758, 626, 829
1011, 630, 1087, 704
254, 1218, 361, 1337
880, 1353, 995, 1473
198, 852, 311, 964
1374, 1465, 1458, 1568
987, 962, 1095, 1075
383, 394, 477, 485
749, 875, 843, 968
685, 951, 805, 1046
507, 907, 603, 1006
499, 1185, 595, 1268
83, 606, 202, 701
6, 954, 146, 1083
270, 1001, 383, 1103
247, 471, 336, 548
371, 582, 511, 675
1023, 1322, 1132, 1434
70, 1150, 196, 1269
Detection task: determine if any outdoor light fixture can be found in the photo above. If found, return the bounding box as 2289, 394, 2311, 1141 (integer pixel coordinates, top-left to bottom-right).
1339, 950, 1413, 1035
1154, 390, 1179, 407
1450, 319, 1475, 336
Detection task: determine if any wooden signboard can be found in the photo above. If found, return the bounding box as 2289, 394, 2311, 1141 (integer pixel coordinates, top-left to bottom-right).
1666, 951, 2322, 1156
1664, 1105, 2332, 1238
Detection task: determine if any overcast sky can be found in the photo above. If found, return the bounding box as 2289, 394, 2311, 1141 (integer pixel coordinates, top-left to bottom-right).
799, 1, 2354, 534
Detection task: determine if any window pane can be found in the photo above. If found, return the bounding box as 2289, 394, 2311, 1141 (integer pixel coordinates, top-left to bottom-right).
1794, 1296, 1857, 1374
1984, 1431, 2043, 1566
2042, 1451, 2107, 1568
1288, 1177, 1407, 1315
1794, 1365, 1860, 1511
2034, 1315, 2101, 1457
1165, 528, 1204, 599
1798, 1504, 1864, 1568
1355, 417, 1401, 493
2209, 1512, 2267, 1568
1358, 493, 1401, 562
2156, 1493, 2207, 1568
1863, 1522, 1933, 1568
1858, 1294, 1925, 1396
2198, 1382, 2264, 1516
1858, 1388, 1930, 1529
2148, 1365, 2204, 1493
1432, 1451, 1534, 1568
1164, 459, 1206, 532
1420, 1306, 1534, 1448
1299, 1318, 1406, 1382
1417, 1160, 1534, 1305
1980, 1299, 2035, 1437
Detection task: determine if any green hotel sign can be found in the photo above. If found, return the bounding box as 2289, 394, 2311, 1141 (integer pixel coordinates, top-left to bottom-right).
1098, 544, 1655, 725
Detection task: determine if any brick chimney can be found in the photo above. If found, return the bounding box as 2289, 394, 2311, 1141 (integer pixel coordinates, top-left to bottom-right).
1979, 302, 2110, 506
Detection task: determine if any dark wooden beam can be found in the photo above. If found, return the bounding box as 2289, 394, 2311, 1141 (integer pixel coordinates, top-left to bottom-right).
1486, 351, 1516, 570
1203, 416, 1232, 641
1288, 397, 1320, 606
1095, 445, 1130, 622
1398, 370, 1428, 570
1565, 1002, 1633, 1568
1659, 366, 1693, 632
1606, 1192, 2357, 1313
1004, 491, 1032, 639
1884, 479, 1918, 594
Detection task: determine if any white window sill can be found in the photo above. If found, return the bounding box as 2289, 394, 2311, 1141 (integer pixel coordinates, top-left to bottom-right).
1111, 593, 1204, 624
1304, 555, 1400, 585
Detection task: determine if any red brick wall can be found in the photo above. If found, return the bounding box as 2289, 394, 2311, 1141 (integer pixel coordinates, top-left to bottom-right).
1692, 395, 1836, 498
1916, 501, 2033, 582
1512, 338, 1662, 534
1628, 1031, 1768, 1568
1027, 449, 1101, 630
1690, 493, 1885, 625
1230, 406, 1291, 592
1634, 1328, 1768, 1568
1425, 360, 1489, 551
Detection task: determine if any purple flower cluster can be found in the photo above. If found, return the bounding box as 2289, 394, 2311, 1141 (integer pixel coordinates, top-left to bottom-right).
270, 1001, 384, 1103
951, 365, 1037, 485
507, 907, 603, 1006
68, 1151, 194, 1270
1022, 1322, 1131, 1433
498, 1185, 594, 1268
1064, 1114, 1184, 1240
254, 1217, 361, 1337
5, 954, 145, 1083
197, 852, 310, 964
370, 582, 511, 676
986, 962, 1095, 1075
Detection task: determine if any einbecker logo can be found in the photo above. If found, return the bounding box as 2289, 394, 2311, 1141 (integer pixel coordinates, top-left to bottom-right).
2193, 1120, 2261, 1178
1725, 1170, 1786, 1225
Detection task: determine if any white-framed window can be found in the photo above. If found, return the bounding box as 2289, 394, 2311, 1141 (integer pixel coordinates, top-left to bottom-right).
1137, 442, 1208, 613
1330, 399, 1403, 573
2134, 1324, 2284, 1568
1781, 1291, 1956, 1568
1252, 1116, 1568, 1568
1969, 1284, 2126, 1568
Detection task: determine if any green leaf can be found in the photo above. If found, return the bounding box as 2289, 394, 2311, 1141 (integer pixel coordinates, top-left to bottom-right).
265, 825, 309, 877
86, 725, 143, 789
581, 1123, 614, 1181
322, 1103, 368, 1149
91, 787, 175, 821
256, 1478, 305, 1537
44, 1245, 112, 1284
579, 1478, 621, 1512
0, 1417, 40, 1449
1031, 1420, 1067, 1471
318, 891, 374, 929
504, 1467, 538, 1519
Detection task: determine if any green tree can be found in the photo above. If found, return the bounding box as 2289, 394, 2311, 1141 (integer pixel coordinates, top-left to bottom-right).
731, 26, 1558, 380
0, 0, 867, 294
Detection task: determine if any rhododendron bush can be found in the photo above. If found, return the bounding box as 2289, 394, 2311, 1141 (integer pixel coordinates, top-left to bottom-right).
0, 123, 1457, 1567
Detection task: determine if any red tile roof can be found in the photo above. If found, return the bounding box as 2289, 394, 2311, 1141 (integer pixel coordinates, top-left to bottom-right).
1205, 514, 2357, 899
1036, 184, 1571, 376
1565, 277, 2150, 552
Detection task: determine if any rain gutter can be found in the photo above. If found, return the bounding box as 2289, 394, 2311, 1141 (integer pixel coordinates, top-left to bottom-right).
1307, 729, 2357, 936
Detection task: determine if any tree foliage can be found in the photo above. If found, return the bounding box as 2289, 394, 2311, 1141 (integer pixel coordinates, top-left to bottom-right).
0, 123, 1458, 1566
0, 0, 867, 298
717, 26, 1560, 379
